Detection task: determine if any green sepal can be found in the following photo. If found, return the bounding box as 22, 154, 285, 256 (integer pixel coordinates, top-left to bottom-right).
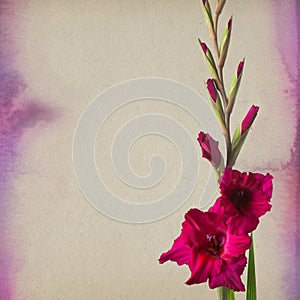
227, 58, 245, 114
231, 124, 241, 147
228, 129, 248, 167
201, 0, 214, 36
211, 99, 226, 134
218, 17, 232, 68
206, 48, 219, 79
199, 39, 219, 80
216, 0, 226, 15
217, 156, 225, 176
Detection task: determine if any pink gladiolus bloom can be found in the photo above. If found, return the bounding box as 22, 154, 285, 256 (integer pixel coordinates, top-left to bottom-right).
159, 209, 251, 291
206, 79, 218, 102
210, 168, 273, 234
241, 105, 259, 135
197, 131, 222, 168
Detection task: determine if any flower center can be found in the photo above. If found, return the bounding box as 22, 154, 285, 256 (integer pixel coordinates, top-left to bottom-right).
230, 188, 250, 210
206, 234, 224, 257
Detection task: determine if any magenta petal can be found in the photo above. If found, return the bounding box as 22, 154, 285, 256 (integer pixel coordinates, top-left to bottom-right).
222, 232, 251, 259
180, 209, 226, 251
227, 213, 260, 234
254, 172, 273, 199
159, 235, 191, 266
219, 168, 240, 191
210, 196, 249, 231
241, 105, 259, 135
247, 190, 272, 218
159, 208, 250, 290
186, 249, 222, 285
208, 256, 247, 291
208, 197, 224, 214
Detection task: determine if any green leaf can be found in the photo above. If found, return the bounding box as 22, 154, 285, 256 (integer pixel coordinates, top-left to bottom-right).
246, 233, 257, 300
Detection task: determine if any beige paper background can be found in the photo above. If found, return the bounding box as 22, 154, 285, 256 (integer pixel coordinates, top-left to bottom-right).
9, 1, 296, 299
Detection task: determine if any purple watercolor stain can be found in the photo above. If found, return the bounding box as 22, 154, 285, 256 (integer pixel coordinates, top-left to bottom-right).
294, 3, 300, 300
0, 3, 56, 298
271, 2, 299, 299
0, 134, 18, 300
0, 68, 56, 300
0, 66, 56, 299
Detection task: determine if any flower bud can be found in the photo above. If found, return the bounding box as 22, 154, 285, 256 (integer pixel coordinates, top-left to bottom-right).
201, 0, 214, 38
216, 0, 226, 15
229, 105, 259, 166
218, 17, 232, 68
199, 39, 218, 79
197, 131, 223, 169
227, 59, 245, 113
241, 105, 259, 135
206, 78, 218, 102
206, 79, 225, 130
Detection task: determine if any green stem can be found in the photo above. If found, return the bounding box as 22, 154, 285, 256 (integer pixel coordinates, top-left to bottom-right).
224, 111, 232, 166
209, 10, 232, 168
207, 5, 235, 300
218, 287, 235, 300
212, 13, 220, 58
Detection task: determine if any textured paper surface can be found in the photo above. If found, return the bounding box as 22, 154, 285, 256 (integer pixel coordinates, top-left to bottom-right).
0, 1, 298, 299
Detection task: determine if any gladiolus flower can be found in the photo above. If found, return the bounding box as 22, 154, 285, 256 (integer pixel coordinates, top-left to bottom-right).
210, 168, 273, 234
159, 209, 251, 291
197, 131, 222, 168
